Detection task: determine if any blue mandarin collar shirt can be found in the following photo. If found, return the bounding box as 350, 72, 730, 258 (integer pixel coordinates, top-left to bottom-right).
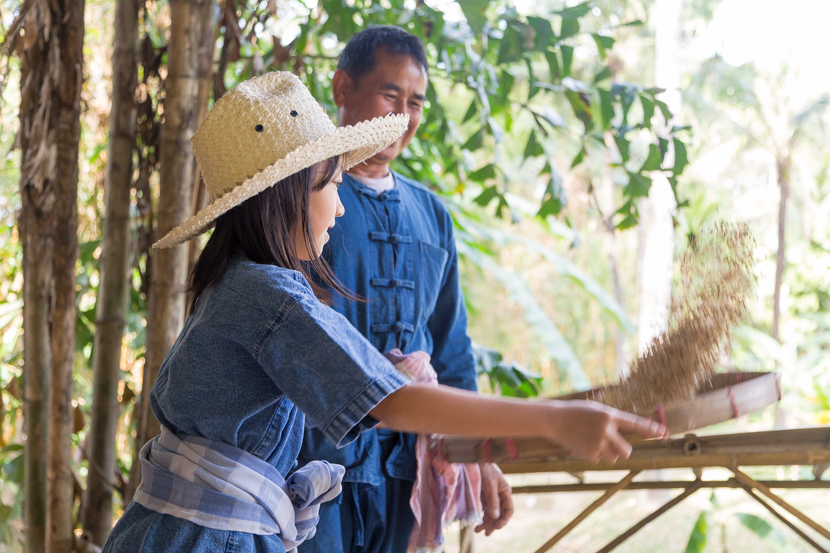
299, 171, 477, 484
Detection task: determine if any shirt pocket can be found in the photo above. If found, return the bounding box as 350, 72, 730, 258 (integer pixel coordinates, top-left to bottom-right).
417, 241, 449, 321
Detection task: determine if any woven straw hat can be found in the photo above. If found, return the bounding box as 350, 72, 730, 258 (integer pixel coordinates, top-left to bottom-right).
153, 71, 409, 249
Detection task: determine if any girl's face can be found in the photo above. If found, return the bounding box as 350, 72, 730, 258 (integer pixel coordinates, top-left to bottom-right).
297, 169, 344, 260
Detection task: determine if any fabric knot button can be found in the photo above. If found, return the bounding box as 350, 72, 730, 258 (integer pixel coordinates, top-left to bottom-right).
290, 110, 299, 117
391, 280, 401, 288
255, 124, 264, 132
389, 235, 398, 244
393, 322, 405, 332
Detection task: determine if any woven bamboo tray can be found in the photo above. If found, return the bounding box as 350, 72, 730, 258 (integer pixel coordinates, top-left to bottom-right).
436, 371, 781, 464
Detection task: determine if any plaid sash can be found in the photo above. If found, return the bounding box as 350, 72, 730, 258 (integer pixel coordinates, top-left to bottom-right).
134, 425, 344, 551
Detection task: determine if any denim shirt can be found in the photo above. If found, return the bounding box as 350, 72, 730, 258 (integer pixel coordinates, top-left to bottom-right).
104, 257, 408, 553
298, 172, 477, 484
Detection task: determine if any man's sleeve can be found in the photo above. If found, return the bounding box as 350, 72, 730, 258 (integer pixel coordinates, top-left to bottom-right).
426, 217, 478, 392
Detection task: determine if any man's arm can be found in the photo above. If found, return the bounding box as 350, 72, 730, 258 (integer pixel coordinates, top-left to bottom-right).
426, 219, 478, 391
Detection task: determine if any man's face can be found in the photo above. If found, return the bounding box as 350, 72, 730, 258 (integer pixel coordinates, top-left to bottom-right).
334, 48, 428, 167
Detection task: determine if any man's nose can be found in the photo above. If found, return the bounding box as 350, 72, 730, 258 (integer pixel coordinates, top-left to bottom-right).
389, 98, 406, 115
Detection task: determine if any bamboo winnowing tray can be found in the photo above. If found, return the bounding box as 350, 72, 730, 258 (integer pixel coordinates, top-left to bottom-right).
435, 371, 781, 464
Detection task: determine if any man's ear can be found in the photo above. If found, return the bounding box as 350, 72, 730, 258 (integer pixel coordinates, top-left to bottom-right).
331, 69, 353, 108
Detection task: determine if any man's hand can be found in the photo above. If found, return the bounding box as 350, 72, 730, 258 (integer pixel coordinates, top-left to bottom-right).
475, 463, 513, 536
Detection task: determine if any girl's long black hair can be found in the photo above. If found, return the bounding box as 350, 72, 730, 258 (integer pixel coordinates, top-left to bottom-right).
188, 155, 351, 314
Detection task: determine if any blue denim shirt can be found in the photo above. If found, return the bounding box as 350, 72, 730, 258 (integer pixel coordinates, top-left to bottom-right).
103, 256, 408, 553
298, 172, 477, 484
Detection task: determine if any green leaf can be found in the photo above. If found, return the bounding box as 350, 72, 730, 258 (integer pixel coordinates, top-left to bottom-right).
616, 212, 638, 230
618, 19, 645, 27
640, 143, 663, 172
463, 128, 485, 151
469, 163, 496, 181
463, 100, 478, 123
561, 45, 574, 78
524, 131, 545, 158
655, 98, 673, 122
735, 513, 786, 547
560, 17, 580, 40
598, 88, 614, 129
473, 185, 500, 207
497, 25, 524, 65
556, 1, 591, 19
614, 135, 630, 162
458, 0, 490, 37
527, 16, 555, 49
684, 511, 708, 553
593, 66, 612, 84
538, 162, 566, 217
571, 147, 585, 168
566, 90, 592, 132
673, 137, 689, 176
626, 171, 652, 198
545, 50, 560, 81
498, 70, 516, 100
639, 93, 655, 128
592, 34, 615, 59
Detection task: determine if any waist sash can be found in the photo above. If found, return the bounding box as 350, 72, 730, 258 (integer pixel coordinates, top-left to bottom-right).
134, 425, 344, 551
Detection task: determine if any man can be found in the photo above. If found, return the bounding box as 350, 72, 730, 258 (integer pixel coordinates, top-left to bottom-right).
297, 26, 513, 553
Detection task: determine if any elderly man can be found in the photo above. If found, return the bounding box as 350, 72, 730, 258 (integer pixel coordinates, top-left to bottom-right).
297, 25, 513, 553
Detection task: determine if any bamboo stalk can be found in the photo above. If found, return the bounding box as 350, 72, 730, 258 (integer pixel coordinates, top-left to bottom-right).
532, 471, 640, 553
511, 479, 830, 494
731, 468, 830, 542
736, 482, 829, 553
595, 480, 705, 553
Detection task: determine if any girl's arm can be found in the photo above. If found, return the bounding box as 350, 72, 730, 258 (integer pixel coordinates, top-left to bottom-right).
369, 382, 664, 463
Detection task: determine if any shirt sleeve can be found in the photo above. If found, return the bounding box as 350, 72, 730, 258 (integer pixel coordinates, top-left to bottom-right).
256, 290, 409, 448
427, 217, 479, 393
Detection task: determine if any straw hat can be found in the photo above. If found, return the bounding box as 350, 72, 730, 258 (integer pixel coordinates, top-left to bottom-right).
153, 71, 409, 249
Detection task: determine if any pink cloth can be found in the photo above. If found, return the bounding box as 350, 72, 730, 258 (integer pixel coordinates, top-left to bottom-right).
384, 349, 483, 553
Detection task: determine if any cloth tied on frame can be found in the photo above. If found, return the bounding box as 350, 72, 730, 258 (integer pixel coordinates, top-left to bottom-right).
384, 349, 483, 553
133, 425, 344, 552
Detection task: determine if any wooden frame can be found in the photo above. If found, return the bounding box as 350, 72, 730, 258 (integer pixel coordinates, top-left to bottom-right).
444, 427, 830, 553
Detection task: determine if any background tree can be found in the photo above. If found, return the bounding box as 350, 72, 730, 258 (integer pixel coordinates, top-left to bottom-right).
128, 0, 216, 505
81, 0, 139, 543
6, 0, 85, 550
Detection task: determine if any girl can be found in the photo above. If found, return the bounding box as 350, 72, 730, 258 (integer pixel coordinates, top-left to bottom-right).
102, 72, 663, 553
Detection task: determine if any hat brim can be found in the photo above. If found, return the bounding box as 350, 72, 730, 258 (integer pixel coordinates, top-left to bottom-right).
153, 113, 409, 249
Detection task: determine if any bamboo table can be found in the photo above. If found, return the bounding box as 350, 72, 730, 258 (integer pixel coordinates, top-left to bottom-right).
443, 427, 830, 553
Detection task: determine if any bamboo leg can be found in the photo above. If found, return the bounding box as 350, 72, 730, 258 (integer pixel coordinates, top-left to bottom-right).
532, 470, 641, 553
731, 468, 830, 542
460, 524, 475, 553
594, 480, 705, 553
735, 482, 830, 553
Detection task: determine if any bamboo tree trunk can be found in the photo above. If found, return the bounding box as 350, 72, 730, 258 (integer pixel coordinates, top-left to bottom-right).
20, 204, 52, 553
17, 5, 57, 553
82, 0, 139, 543
638, 0, 681, 352
47, 0, 85, 551
771, 156, 790, 342
16, 0, 84, 550
187, 5, 218, 292
129, 0, 215, 500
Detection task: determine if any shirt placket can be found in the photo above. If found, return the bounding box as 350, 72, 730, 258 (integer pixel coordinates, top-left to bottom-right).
361, 188, 415, 353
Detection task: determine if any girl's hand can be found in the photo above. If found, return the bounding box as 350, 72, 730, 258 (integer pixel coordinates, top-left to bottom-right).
546, 400, 665, 463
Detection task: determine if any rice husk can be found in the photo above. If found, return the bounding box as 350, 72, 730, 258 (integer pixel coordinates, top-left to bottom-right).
593, 222, 756, 414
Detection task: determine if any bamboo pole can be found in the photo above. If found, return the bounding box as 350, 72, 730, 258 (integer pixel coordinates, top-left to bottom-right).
532, 471, 640, 553
511, 479, 830, 494
595, 481, 705, 553
730, 468, 830, 542
736, 482, 829, 553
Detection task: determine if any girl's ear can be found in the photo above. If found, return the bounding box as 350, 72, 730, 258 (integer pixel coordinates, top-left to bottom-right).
332, 69, 353, 108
